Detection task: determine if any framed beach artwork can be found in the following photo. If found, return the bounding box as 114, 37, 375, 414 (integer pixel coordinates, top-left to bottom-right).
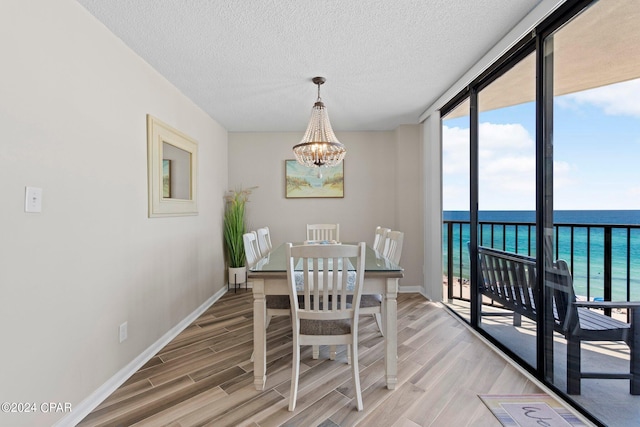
285, 160, 344, 198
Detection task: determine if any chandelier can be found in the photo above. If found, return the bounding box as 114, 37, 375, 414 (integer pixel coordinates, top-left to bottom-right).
293, 77, 346, 168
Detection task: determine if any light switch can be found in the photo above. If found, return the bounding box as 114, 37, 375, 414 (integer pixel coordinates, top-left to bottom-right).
25, 187, 42, 213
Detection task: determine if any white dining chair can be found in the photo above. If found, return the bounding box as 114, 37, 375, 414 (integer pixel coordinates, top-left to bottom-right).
358, 230, 404, 337
383, 231, 404, 264
256, 226, 272, 256
245, 232, 291, 362
373, 226, 391, 253
357, 226, 390, 335
286, 242, 366, 411
306, 223, 340, 242
244, 232, 289, 324
243, 232, 261, 267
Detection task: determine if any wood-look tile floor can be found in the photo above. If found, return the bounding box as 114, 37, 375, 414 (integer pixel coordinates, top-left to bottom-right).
78, 290, 548, 427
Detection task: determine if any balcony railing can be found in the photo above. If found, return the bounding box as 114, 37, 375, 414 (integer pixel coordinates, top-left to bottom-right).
443, 220, 640, 320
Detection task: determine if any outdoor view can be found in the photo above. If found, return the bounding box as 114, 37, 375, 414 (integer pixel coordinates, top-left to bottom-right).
444, 78, 640, 300
441, 1, 640, 425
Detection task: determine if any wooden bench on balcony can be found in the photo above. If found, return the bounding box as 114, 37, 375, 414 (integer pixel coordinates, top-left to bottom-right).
477, 245, 640, 395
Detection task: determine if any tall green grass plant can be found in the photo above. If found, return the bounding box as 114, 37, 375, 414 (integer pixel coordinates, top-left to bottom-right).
223, 188, 254, 268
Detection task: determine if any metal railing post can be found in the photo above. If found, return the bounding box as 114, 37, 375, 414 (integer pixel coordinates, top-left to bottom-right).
447, 222, 454, 300
604, 226, 612, 317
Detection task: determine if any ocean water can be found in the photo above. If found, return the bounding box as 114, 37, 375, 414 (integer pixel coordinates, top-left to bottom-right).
443, 210, 640, 300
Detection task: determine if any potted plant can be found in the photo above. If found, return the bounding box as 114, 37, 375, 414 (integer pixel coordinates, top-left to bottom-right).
223, 187, 255, 285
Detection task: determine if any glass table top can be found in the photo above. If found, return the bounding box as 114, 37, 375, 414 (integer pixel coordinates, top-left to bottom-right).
249, 243, 403, 273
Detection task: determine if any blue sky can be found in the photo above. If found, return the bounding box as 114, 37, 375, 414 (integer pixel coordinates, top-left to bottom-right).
442, 78, 640, 211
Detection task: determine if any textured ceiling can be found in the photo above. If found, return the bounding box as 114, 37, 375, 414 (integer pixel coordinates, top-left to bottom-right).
76, 0, 541, 132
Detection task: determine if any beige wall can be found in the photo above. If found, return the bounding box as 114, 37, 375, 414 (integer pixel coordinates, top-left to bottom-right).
0, 1, 228, 426
394, 124, 425, 291
228, 127, 424, 290
422, 115, 444, 300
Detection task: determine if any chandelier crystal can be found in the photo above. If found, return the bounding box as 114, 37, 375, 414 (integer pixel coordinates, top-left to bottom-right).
293, 77, 346, 168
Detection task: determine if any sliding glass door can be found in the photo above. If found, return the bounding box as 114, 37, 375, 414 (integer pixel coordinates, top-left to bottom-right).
442, 100, 471, 322
476, 50, 537, 368
440, 1, 640, 424
542, 1, 640, 424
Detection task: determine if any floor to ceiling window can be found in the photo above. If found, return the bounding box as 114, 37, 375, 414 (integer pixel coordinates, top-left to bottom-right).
542, 1, 640, 424
440, 1, 640, 424
442, 99, 470, 322
477, 50, 537, 369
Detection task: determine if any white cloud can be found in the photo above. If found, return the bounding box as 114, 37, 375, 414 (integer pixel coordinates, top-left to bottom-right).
477, 123, 536, 209
442, 126, 470, 175
442, 184, 469, 210
563, 78, 640, 118
628, 186, 640, 197
476, 122, 535, 210
483, 155, 534, 176
478, 122, 531, 149
443, 122, 538, 210
552, 160, 575, 190
443, 122, 608, 210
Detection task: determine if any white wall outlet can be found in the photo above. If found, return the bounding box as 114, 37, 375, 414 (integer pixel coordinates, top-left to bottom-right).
119, 321, 128, 343
25, 186, 43, 213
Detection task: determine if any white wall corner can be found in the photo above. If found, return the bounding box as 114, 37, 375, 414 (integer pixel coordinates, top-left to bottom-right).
422, 113, 443, 301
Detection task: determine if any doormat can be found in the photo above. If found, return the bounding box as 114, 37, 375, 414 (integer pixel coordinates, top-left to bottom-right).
479, 394, 587, 427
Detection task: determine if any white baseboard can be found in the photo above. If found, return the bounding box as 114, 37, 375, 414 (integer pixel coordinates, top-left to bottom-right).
399, 285, 428, 298
55, 287, 228, 427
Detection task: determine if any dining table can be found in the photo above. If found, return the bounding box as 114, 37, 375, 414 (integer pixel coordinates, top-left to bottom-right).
248, 242, 404, 391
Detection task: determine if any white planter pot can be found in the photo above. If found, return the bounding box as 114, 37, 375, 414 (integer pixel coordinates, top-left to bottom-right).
228, 266, 247, 285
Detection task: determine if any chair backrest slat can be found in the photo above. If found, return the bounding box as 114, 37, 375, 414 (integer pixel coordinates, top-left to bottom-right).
243, 232, 261, 267
306, 224, 340, 242
256, 227, 272, 255
383, 231, 404, 264
373, 226, 391, 253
